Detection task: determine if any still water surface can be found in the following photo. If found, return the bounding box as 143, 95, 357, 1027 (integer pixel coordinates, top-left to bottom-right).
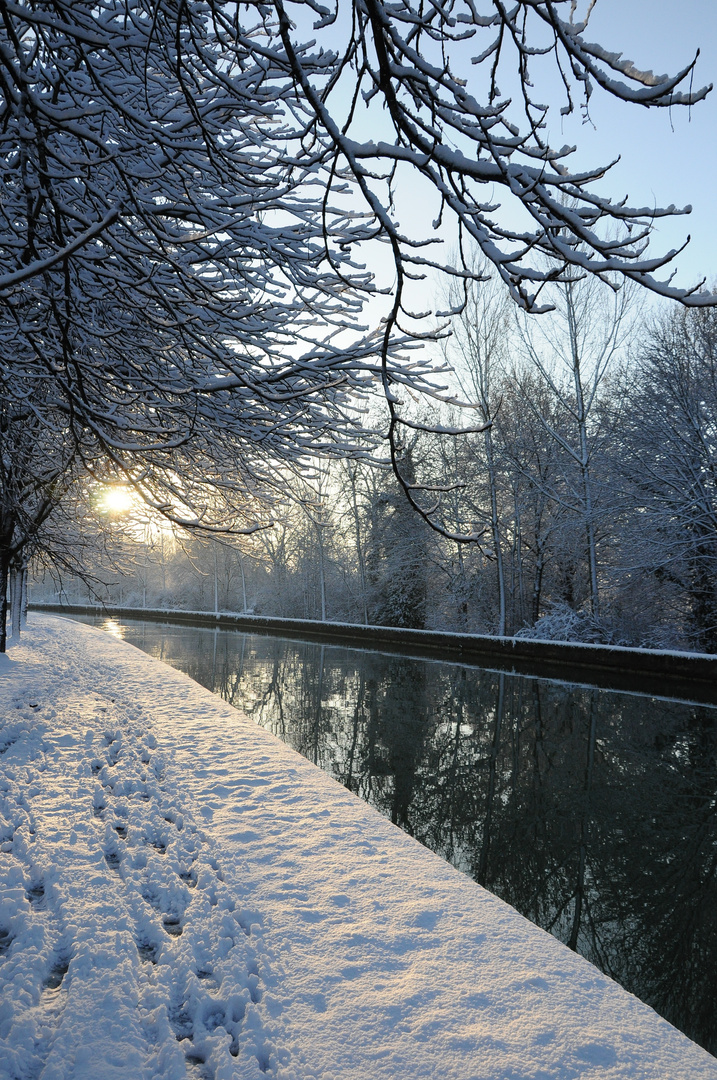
74, 615, 717, 1055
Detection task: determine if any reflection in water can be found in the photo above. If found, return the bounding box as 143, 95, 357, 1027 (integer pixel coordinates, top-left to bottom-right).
75, 617, 717, 1054
99, 618, 127, 641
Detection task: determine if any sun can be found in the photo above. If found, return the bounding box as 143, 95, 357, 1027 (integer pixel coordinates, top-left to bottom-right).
100, 486, 135, 515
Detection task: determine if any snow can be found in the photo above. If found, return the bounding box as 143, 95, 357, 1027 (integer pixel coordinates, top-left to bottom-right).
1, 615, 715, 1080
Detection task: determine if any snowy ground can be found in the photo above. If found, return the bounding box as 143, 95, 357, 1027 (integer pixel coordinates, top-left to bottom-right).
1, 616, 715, 1080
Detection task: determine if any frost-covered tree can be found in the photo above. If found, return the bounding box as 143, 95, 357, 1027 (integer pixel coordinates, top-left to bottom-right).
365, 446, 431, 628
514, 271, 634, 617
617, 308, 717, 651
494, 370, 576, 629
257, 0, 715, 520
0, 1, 402, 520
0, 394, 80, 650
1, 0, 715, 597
444, 269, 511, 631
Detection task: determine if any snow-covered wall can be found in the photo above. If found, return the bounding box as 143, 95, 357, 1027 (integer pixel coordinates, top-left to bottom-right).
32, 602, 717, 704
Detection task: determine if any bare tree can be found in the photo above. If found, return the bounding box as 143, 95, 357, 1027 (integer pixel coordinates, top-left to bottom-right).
496, 371, 575, 628
445, 271, 512, 631
514, 272, 633, 616
618, 307, 717, 651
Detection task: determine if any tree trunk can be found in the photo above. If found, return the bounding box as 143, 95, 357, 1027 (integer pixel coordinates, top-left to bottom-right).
238, 551, 248, 612
160, 533, 166, 597
348, 472, 369, 625
567, 280, 600, 618
316, 528, 327, 622
512, 493, 525, 629
11, 568, 22, 638
579, 428, 600, 618
485, 428, 506, 635
0, 556, 9, 652
21, 566, 28, 627
687, 539, 717, 652
532, 543, 545, 624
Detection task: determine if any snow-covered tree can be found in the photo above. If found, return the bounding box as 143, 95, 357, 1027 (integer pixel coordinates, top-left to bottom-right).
444, 269, 511, 631
617, 308, 717, 651
2, 0, 715, 631
365, 446, 431, 628
0, 394, 80, 649
257, 0, 715, 519
514, 271, 634, 617
0, 1, 402, 512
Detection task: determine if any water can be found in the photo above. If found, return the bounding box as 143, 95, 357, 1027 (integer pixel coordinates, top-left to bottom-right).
73, 615, 717, 1054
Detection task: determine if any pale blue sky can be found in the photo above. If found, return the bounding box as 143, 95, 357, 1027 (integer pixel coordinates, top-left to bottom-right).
560, 0, 717, 291
324, 1, 717, 319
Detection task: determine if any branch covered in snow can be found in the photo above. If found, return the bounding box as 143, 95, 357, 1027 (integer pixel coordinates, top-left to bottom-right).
0, 0, 714, 555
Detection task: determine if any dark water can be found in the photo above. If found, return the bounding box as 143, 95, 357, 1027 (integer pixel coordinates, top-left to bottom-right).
73, 615, 717, 1055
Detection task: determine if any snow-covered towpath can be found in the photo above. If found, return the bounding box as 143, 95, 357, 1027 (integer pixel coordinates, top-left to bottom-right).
1, 616, 714, 1080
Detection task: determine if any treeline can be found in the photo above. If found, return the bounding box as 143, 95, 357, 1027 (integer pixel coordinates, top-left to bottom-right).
4, 3, 714, 653
36, 285, 717, 653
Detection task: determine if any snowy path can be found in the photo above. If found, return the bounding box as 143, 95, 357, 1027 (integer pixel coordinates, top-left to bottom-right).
1, 616, 715, 1080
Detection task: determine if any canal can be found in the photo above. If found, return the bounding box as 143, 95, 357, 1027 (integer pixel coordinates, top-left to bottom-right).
70, 614, 717, 1055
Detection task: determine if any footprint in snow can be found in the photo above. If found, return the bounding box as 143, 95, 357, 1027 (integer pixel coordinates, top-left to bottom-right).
43, 953, 70, 992
137, 939, 160, 964
248, 972, 262, 1004
104, 849, 121, 873
104, 740, 121, 767
163, 913, 183, 937
0, 927, 14, 956
170, 1002, 194, 1042
185, 1051, 213, 1079
149, 839, 167, 854
26, 881, 46, 910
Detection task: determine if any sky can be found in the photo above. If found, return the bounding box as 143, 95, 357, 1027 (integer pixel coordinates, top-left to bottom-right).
559, 0, 717, 292
339, 0, 717, 333
376, 0, 717, 316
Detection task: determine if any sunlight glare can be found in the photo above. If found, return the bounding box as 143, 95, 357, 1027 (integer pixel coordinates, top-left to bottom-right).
100, 486, 134, 515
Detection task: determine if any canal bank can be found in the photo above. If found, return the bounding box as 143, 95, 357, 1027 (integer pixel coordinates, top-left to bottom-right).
32, 602, 717, 704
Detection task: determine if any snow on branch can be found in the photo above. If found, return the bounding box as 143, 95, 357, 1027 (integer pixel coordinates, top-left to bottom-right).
0, 0, 714, 556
